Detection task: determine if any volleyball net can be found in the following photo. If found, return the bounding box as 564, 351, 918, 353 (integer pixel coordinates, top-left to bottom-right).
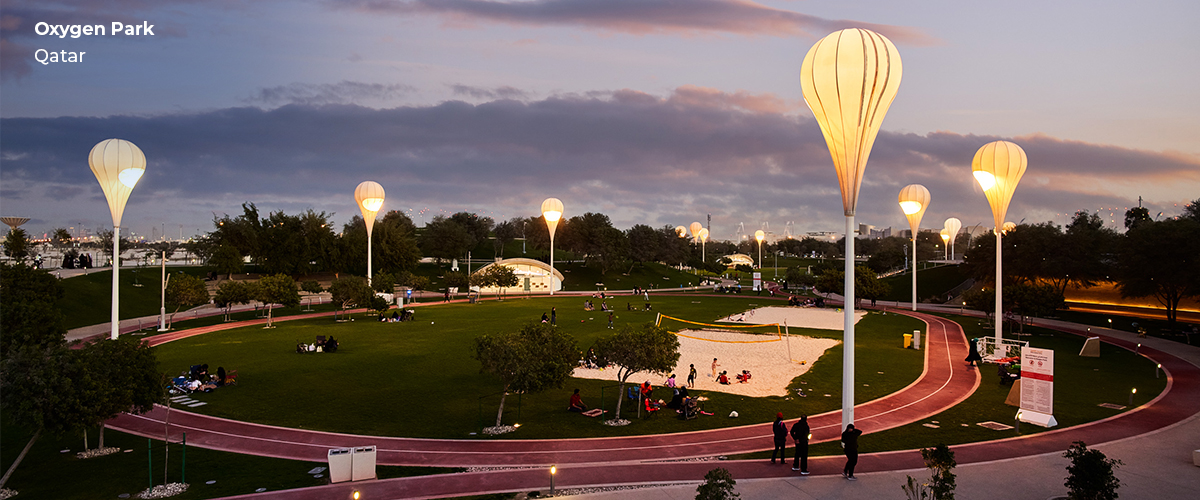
655, 313, 782, 343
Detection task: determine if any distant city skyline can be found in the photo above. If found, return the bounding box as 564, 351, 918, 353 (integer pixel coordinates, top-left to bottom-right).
3, 0, 1198, 240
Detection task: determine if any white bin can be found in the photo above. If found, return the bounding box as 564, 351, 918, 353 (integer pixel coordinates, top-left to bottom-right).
351, 446, 377, 481
327, 448, 353, 483
912, 329, 922, 350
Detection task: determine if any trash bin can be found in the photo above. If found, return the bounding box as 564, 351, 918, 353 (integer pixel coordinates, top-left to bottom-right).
912, 329, 921, 350
903, 334, 913, 349
351, 446, 377, 481
327, 448, 353, 483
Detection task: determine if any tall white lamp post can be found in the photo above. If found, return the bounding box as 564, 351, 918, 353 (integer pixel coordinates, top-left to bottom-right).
940, 229, 950, 261
355, 181, 385, 284
754, 230, 765, 270
801, 28, 902, 430
972, 141, 1027, 347
541, 198, 564, 295
89, 139, 146, 340
944, 217, 961, 260
898, 184, 930, 311
698, 228, 709, 263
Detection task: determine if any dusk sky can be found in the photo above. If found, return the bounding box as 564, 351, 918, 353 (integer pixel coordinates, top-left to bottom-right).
2, 0, 1198, 242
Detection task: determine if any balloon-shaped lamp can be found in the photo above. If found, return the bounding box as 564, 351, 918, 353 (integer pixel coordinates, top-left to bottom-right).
972, 140, 1027, 347
802, 27, 902, 431
944, 217, 962, 260
675, 225, 687, 238
90, 139, 147, 340
898, 184, 930, 311
754, 229, 765, 269
541, 198, 564, 295
355, 181, 385, 284
940, 229, 950, 260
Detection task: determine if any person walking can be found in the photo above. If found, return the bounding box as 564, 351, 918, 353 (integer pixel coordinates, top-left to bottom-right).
842, 424, 862, 480
770, 412, 788, 464
687, 364, 697, 387
965, 338, 982, 367
791, 415, 810, 474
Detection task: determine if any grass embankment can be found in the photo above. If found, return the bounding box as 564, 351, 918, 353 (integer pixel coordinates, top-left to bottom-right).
738, 313, 1167, 459
152, 296, 924, 439
879, 264, 969, 303
1050, 309, 1197, 344
0, 413, 456, 500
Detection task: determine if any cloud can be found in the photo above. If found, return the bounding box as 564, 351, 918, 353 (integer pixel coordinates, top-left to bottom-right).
245, 81, 417, 106
2, 86, 1195, 238
337, 0, 939, 45
448, 84, 530, 100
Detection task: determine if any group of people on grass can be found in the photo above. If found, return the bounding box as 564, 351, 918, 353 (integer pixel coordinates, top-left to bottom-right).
378, 309, 415, 322
296, 336, 339, 353
173, 364, 231, 393
788, 295, 822, 307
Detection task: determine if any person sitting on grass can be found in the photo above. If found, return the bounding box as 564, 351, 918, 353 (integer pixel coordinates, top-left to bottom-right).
568, 388, 587, 413
718, 371, 731, 385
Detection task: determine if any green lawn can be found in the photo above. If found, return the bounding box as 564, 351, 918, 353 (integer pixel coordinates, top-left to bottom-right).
0, 413, 457, 500
879, 264, 969, 303
737, 313, 1167, 459
58, 267, 213, 330
152, 296, 925, 439
1050, 309, 1198, 345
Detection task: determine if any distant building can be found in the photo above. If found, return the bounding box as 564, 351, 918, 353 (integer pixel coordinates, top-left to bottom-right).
723, 254, 755, 268
471, 258, 563, 294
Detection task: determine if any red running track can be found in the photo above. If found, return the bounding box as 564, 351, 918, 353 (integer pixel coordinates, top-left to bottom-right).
109, 310, 974, 469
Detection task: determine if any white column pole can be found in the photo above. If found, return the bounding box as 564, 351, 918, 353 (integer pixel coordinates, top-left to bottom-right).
995, 230, 1003, 346
159, 250, 167, 331
549, 236, 555, 295
843, 215, 855, 430
367, 232, 373, 285
111, 226, 120, 340
912, 238, 918, 311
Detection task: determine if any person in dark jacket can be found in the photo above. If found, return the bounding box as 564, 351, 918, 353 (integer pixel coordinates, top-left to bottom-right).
770, 412, 788, 463
791, 415, 810, 473
842, 424, 863, 480
965, 338, 983, 367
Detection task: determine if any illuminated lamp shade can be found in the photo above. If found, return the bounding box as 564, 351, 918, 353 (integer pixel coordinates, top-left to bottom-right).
675, 225, 687, 238
755, 230, 765, 242
354, 181, 386, 236
89, 139, 147, 227
944, 217, 962, 238
698, 228, 709, 242
689, 222, 703, 239
800, 28, 902, 217
541, 197, 564, 236
940, 229, 950, 243
1003, 221, 1016, 233
972, 141, 1027, 228
897, 184, 931, 234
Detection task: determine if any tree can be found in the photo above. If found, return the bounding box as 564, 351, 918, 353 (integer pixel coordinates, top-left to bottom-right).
79, 336, 164, 450
1064, 441, 1122, 500
1054, 211, 1118, 295
593, 323, 680, 421
695, 467, 740, 500
164, 273, 210, 329
627, 224, 661, 264
472, 264, 517, 299
921, 444, 957, 500
0, 263, 67, 356
1183, 197, 1200, 223
254, 274, 300, 327
813, 265, 889, 306
493, 219, 522, 258
406, 274, 431, 294
1006, 282, 1065, 332
1116, 217, 1200, 325
374, 210, 421, 275
209, 243, 244, 279
300, 280, 324, 310
211, 203, 263, 266
448, 211, 494, 250
372, 271, 396, 294
472, 322, 578, 429
444, 271, 469, 291
213, 280, 253, 321
0, 344, 88, 489
51, 227, 73, 253
1124, 206, 1151, 231
962, 288, 995, 320
329, 276, 373, 320
420, 215, 474, 264
3, 228, 30, 263
560, 212, 629, 274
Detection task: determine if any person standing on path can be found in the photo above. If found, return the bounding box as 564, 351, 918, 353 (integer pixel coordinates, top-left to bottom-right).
551, 307, 556, 326
687, 364, 697, 387
791, 415, 810, 474
770, 412, 788, 464
842, 424, 862, 480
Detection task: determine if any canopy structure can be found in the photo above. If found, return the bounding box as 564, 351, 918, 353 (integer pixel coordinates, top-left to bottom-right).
472, 258, 565, 293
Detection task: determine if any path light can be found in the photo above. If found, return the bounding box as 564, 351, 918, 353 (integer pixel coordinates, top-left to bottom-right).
1129, 388, 1137, 406
972, 141, 1027, 348
944, 217, 961, 260
550, 465, 557, 495
899, 184, 930, 312
355, 181, 385, 285
1157, 363, 1162, 378
940, 229, 950, 260
1015, 411, 1023, 433
90, 139, 146, 340
755, 230, 765, 270
801, 27, 902, 430
541, 198, 564, 295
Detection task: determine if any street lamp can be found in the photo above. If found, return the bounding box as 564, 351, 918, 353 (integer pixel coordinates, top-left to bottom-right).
698, 228, 709, 263
541, 198, 564, 295
944, 217, 961, 260
754, 230, 765, 270
940, 229, 950, 261
689, 221, 702, 240
355, 181, 385, 284
675, 225, 687, 238
89, 138, 146, 340
898, 184, 930, 312
972, 140, 1027, 347
801, 27, 902, 431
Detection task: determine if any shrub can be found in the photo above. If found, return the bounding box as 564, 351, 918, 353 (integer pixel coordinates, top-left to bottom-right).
921, 444, 957, 500
695, 467, 739, 500
1064, 441, 1122, 500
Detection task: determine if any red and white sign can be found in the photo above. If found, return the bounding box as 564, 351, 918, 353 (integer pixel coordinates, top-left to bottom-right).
1020, 347, 1054, 415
